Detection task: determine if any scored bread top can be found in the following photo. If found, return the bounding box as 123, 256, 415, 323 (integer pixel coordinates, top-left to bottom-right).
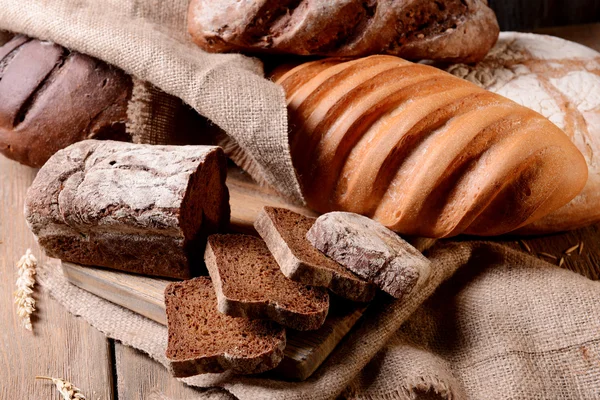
255, 206, 376, 302
205, 234, 330, 331
272, 55, 588, 238
165, 277, 286, 377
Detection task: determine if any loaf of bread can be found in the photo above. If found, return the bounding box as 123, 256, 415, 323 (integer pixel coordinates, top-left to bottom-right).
0, 36, 131, 167
165, 277, 286, 377
25, 140, 230, 279
272, 55, 588, 238
443, 32, 600, 234
0, 35, 211, 168
188, 0, 499, 63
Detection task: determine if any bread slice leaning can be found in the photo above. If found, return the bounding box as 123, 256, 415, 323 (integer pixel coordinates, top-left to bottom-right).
165, 277, 286, 377
205, 234, 329, 331
254, 206, 376, 302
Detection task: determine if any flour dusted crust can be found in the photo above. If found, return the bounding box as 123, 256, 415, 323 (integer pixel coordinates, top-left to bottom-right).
444, 32, 600, 233
25, 140, 230, 279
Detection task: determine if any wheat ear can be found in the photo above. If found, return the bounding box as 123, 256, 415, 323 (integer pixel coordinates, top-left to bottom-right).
36, 376, 86, 400
14, 249, 37, 331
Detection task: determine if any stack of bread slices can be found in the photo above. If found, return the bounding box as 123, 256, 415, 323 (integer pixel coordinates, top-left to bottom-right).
166, 206, 432, 377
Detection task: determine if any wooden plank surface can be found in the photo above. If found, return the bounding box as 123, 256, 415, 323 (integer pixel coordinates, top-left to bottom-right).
0, 157, 114, 399
62, 261, 366, 381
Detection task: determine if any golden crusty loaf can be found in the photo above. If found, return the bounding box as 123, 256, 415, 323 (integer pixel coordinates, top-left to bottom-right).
272, 56, 588, 238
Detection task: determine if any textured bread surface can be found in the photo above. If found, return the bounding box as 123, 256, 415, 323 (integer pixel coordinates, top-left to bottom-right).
188, 0, 499, 63
444, 32, 600, 234
205, 234, 329, 331
0, 36, 132, 167
255, 206, 376, 302
273, 55, 588, 238
165, 277, 286, 377
25, 140, 230, 279
307, 212, 431, 299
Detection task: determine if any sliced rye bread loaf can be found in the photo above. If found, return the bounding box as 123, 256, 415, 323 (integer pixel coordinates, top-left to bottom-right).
165, 277, 286, 377
205, 234, 330, 331
307, 212, 432, 300
254, 207, 376, 302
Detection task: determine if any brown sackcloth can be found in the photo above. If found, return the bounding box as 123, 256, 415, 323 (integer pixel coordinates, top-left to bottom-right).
0, 0, 303, 202
37, 242, 600, 400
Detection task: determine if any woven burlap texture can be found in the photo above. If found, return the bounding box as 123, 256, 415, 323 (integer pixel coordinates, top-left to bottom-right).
0, 0, 302, 202
37, 242, 600, 400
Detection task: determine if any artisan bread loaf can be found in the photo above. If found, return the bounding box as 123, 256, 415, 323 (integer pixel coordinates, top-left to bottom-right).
25, 140, 229, 279
272, 55, 588, 238
188, 0, 499, 63
444, 32, 600, 234
0, 35, 211, 167
205, 234, 329, 331
254, 206, 376, 302
165, 277, 286, 377
0, 36, 131, 167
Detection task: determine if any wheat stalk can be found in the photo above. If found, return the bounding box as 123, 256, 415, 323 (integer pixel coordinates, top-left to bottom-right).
36, 376, 86, 400
14, 249, 37, 331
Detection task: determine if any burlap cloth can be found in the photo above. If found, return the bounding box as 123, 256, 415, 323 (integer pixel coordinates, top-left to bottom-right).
36, 242, 600, 400
3, 1, 600, 399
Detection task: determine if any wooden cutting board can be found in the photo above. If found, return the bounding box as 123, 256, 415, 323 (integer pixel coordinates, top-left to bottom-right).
61, 261, 366, 381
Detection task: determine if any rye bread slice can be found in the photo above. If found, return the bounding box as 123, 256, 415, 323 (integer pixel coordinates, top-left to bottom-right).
307, 212, 432, 299
205, 234, 330, 331
254, 207, 376, 302
165, 277, 286, 377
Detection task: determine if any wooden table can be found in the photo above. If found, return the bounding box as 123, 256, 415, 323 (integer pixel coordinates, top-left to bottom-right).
1, 24, 599, 399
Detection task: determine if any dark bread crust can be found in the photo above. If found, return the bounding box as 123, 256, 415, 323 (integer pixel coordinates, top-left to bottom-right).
205, 234, 329, 331
0, 36, 132, 167
188, 0, 499, 63
25, 140, 230, 279
254, 207, 376, 302
165, 277, 286, 377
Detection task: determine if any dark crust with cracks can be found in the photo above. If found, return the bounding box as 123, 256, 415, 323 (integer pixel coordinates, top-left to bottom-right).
165, 277, 286, 377
205, 234, 330, 331
254, 206, 376, 302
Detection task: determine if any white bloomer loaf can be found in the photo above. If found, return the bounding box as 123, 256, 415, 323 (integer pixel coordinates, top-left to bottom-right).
445, 32, 600, 234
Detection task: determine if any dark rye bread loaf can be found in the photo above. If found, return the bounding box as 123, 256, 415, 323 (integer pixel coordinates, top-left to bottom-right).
25, 140, 230, 279
205, 234, 330, 331
165, 277, 286, 377
0, 35, 132, 167
188, 0, 499, 63
254, 207, 376, 302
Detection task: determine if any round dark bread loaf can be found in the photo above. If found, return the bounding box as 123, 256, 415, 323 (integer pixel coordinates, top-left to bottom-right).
188, 0, 499, 63
0, 35, 132, 167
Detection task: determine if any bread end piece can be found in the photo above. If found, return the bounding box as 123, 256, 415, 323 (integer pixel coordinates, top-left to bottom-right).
307, 212, 432, 299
